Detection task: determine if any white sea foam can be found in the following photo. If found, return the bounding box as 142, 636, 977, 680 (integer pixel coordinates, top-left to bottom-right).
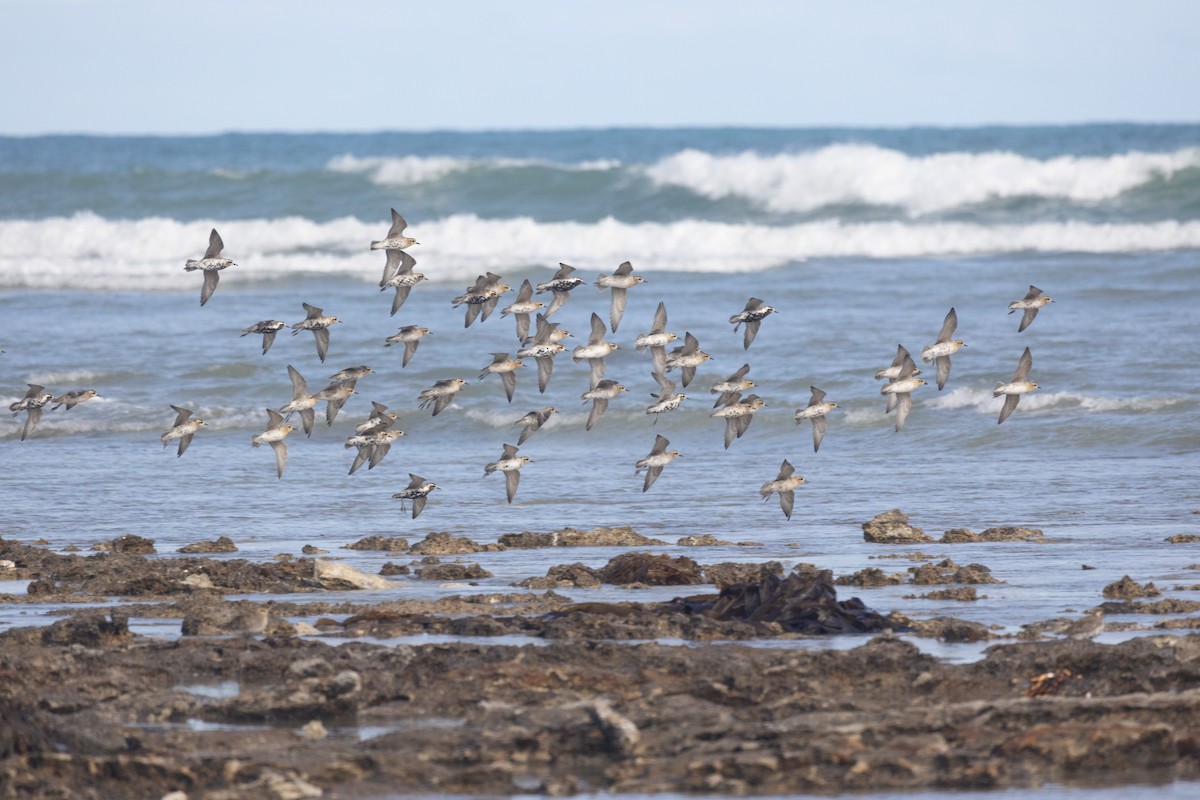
4, 213, 1200, 290
327, 154, 620, 185
924, 386, 1189, 415
644, 145, 1200, 215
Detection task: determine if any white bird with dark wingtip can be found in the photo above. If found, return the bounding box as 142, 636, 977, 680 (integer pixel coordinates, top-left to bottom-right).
160, 405, 205, 457
581, 379, 627, 431
995, 347, 1038, 424
417, 378, 467, 417
379, 249, 426, 315
710, 363, 755, 408
251, 408, 294, 479
635, 434, 680, 493
241, 320, 286, 355
10, 384, 54, 441
664, 332, 711, 388
1008, 285, 1054, 332
484, 443, 532, 504
370, 208, 419, 250
392, 474, 438, 519
634, 301, 678, 376
874, 345, 921, 381
536, 263, 585, 318
514, 406, 556, 445
184, 228, 236, 307
711, 392, 766, 449
573, 312, 619, 388
646, 372, 686, 424
594, 261, 645, 332
384, 325, 432, 368
516, 314, 567, 393
794, 387, 838, 452
760, 459, 806, 520
278, 365, 319, 437
501, 279, 545, 341
730, 297, 777, 350
291, 303, 341, 363
880, 352, 926, 432
479, 352, 524, 403
50, 388, 100, 411
920, 307, 966, 391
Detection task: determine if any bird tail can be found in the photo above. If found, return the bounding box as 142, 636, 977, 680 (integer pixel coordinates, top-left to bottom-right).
184, 260, 200, 271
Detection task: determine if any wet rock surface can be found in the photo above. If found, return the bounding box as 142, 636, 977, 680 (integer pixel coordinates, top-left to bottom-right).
1103, 575, 1162, 599
862, 509, 933, 543
177, 536, 238, 554
5, 541, 1200, 797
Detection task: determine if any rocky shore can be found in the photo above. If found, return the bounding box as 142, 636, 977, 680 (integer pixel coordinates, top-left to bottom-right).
3, 522, 1200, 799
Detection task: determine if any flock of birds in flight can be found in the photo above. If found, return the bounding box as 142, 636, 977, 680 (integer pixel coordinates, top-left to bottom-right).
6, 209, 1055, 520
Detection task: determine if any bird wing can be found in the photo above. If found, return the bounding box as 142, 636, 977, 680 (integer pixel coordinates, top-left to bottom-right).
299, 407, 315, 437
390, 285, 412, 316
1018, 308, 1039, 333
649, 434, 669, 455
812, 415, 827, 452
200, 270, 220, 306
555, 262, 576, 279
744, 297, 764, 311
170, 405, 193, 425
998, 394, 1021, 424
586, 398, 608, 431
588, 312, 606, 345
261, 330, 277, 355
778, 490, 795, 521
809, 387, 826, 405
203, 228, 224, 259
412, 494, 427, 519
935, 355, 952, 390
742, 319, 761, 350
386, 208, 407, 238
652, 372, 675, 397
501, 371, 516, 403
723, 417, 738, 449
536, 356, 554, 393
641, 466, 663, 493
777, 460, 795, 479
1025, 285, 1044, 300
287, 365, 308, 397
651, 301, 668, 332
266, 408, 285, 427
380, 249, 402, 286
614, 261, 633, 276
349, 447, 369, 475
650, 345, 667, 377
464, 302, 482, 328
368, 442, 392, 469
177, 432, 194, 457
937, 307, 958, 342
19, 407, 42, 441
504, 469, 521, 503
501, 443, 519, 459
270, 440, 288, 478
303, 303, 322, 319
402, 340, 420, 368
894, 393, 913, 432
608, 288, 627, 333
313, 328, 330, 363
1013, 347, 1033, 382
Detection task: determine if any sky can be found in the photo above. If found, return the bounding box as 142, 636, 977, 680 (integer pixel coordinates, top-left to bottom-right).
1, 0, 1197, 135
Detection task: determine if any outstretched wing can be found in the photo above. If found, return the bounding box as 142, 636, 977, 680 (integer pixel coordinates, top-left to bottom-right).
937, 307, 958, 342
200, 270, 219, 306
203, 228, 224, 259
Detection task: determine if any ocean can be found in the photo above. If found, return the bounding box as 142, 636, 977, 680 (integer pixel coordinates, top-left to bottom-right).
1, 124, 1198, 648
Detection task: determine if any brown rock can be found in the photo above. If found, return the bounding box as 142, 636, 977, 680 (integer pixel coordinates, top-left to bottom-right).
1103, 575, 1161, 599
409, 532, 487, 555
1166, 534, 1200, 544
416, 563, 493, 581
599, 552, 703, 586
703, 561, 784, 588
835, 567, 905, 587
111, 534, 156, 554
499, 526, 667, 549
979, 527, 1046, 542
905, 587, 982, 601
177, 536, 238, 554
703, 566, 894, 634
379, 562, 411, 576
909, 559, 1001, 585
862, 509, 932, 544
344, 536, 410, 552
940, 528, 980, 543
515, 563, 602, 589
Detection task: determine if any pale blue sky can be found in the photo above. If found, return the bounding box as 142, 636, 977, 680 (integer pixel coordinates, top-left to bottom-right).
2, 0, 1196, 135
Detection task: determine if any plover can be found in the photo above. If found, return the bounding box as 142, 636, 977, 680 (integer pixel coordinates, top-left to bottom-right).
536, 262, 585, 318
501, 279, 545, 341
384, 325, 432, 368
291, 303, 341, 363
514, 406, 556, 445
10, 384, 54, 441
279, 364, 319, 437
50, 388, 100, 411
1009, 285, 1054, 332
635, 434, 680, 493
711, 392, 766, 449
594, 261, 645, 332
634, 301, 678, 376
1064, 609, 1105, 640
392, 473, 438, 519
251, 408, 294, 478
794, 386, 838, 452
646, 372, 686, 424
329, 365, 372, 383
573, 312, 619, 388
880, 352, 926, 432
710, 363, 755, 408
516, 314, 567, 393
160, 404, 205, 457
995, 346, 1038, 424
241, 320, 286, 355
665, 332, 711, 389
184, 228, 235, 307
729, 297, 777, 350
920, 307, 966, 391
581, 379, 627, 431
354, 401, 398, 435
379, 249, 425, 316
874, 344, 921, 381
346, 428, 404, 474
417, 378, 467, 417
479, 352, 524, 403
760, 459, 806, 520
452, 272, 511, 327
314, 379, 357, 427
370, 208, 419, 250
484, 443, 532, 504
